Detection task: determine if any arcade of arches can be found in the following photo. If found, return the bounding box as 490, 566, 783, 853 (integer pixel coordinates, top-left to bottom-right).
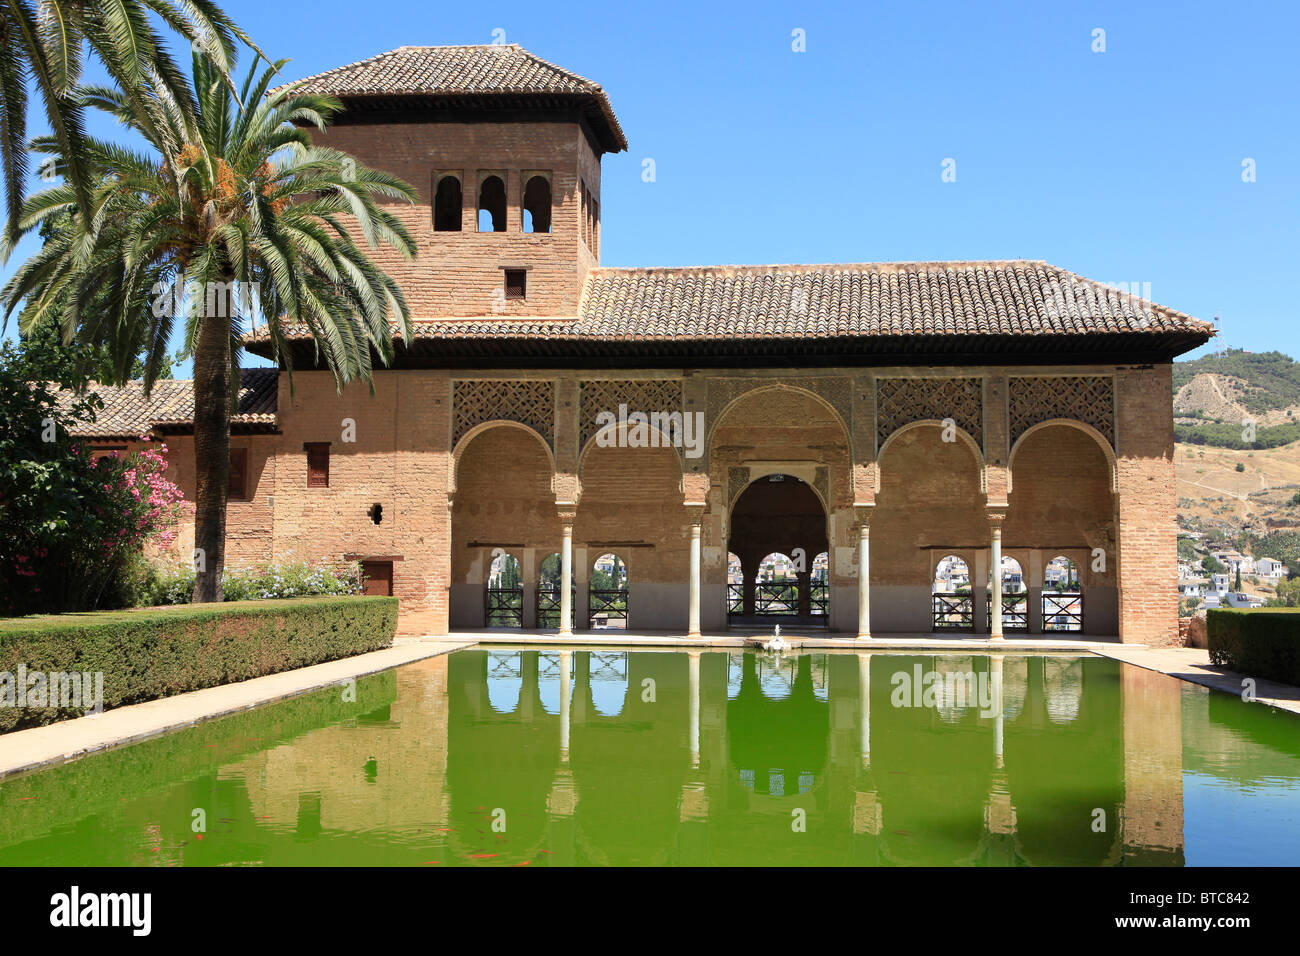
443, 369, 1173, 643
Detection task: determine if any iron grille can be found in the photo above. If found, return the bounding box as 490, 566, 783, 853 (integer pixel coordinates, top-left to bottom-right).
932, 593, 973, 630
1042, 592, 1083, 632
485, 587, 523, 627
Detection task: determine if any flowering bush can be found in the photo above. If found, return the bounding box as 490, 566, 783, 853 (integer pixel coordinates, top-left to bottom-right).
1, 341, 190, 615
142, 559, 362, 606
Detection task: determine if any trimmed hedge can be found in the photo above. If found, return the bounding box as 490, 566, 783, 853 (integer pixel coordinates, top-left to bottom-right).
1207, 608, 1300, 685
0, 596, 397, 732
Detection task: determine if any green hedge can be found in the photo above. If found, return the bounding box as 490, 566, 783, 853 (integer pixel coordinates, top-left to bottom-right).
0, 596, 397, 733
1207, 608, 1300, 685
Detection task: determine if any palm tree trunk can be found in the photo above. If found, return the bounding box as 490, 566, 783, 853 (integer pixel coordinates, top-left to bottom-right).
190, 277, 232, 603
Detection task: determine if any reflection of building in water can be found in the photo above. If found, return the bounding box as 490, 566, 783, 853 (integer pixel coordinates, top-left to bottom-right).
1121, 664, 1185, 865
209, 649, 1184, 866
221, 656, 452, 837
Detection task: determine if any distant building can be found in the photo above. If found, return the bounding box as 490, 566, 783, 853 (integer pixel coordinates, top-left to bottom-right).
1256, 557, 1288, 578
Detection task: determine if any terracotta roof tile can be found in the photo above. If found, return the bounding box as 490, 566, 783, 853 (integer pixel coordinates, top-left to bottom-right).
247, 260, 1213, 347
60, 369, 278, 438
273, 44, 627, 152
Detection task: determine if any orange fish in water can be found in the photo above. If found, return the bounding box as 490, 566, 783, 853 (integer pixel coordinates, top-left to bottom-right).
467, 853, 498, 859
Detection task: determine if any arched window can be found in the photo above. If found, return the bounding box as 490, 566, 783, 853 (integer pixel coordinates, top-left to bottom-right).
477, 174, 506, 232
727, 552, 743, 615
988, 556, 1028, 630
1043, 555, 1083, 631
536, 552, 574, 629
523, 174, 551, 233
433, 174, 462, 231
932, 555, 973, 630
485, 551, 522, 627
755, 553, 797, 615
589, 553, 628, 629
811, 551, 830, 616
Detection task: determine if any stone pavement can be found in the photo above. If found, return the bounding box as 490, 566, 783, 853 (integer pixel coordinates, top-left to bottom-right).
1093, 644, 1300, 716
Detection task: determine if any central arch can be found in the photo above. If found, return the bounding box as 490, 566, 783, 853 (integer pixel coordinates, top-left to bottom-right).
727, 474, 829, 627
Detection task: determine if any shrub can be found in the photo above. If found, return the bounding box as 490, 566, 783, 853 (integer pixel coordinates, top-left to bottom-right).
0, 596, 397, 732
139, 559, 363, 605
1207, 608, 1300, 685
0, 335, 189, 615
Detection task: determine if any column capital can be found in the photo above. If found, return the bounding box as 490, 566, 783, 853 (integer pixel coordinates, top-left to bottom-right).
853, 503, 875, 527
685, 503, 707, 524
557, 509, 576, 526
986, 510, 1007, 527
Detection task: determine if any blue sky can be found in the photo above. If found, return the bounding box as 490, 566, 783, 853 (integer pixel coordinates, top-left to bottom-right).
4, 0, 1298, 375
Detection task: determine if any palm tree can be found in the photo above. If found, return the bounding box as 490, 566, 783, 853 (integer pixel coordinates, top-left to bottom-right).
0, 0, 260, 238
2, 53, 417, 601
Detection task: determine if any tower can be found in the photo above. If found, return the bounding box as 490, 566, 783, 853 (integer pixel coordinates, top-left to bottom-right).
285, 44, 627, 320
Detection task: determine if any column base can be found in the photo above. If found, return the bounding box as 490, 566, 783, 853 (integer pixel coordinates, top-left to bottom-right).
686, 631, 702, 640
855, 632, 872, 641
988, 633, 1005, 642
558, 629, 574, 638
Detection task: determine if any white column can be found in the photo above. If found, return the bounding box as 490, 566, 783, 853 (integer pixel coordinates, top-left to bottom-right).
989, 514, 1004, 641
559, 519, 574, 637
990, 654, 1005, 768
856, 509, 872, 640
687, 520, 702, 638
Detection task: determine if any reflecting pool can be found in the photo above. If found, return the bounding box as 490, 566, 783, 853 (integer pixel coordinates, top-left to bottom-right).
1, 649, 1297, 866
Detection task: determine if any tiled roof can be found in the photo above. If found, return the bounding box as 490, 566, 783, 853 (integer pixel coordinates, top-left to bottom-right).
246, 260, 1215, 355
273, 44, 627, 153
60, 369, 278, 438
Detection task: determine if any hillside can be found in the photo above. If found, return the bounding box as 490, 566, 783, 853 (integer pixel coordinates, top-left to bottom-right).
1173, 348, 1300, 546
1173, 349, 1300, 447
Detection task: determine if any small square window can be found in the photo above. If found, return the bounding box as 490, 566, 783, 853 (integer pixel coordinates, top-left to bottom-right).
305, 442, 330, 488
504, 269, 526, 300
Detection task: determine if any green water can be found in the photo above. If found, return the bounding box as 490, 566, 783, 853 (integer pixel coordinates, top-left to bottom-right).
1, 649, 1297, 866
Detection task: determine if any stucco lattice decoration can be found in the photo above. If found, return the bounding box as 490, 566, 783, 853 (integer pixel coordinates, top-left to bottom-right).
453, 379, 555, 449
1009, 376, 1114, 449
579, 379, 683, 448
728, 467, 751, 506
875, 377, 983, 450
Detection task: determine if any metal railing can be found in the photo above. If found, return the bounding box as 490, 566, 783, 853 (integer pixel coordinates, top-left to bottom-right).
536, 586, 576, 629
588, 588, 628, 628
754, 582, 798, 615
726, 582, 743, 615
932, 593, 973, 630
1042, 591, 1083, 632
485, 587, 523, 627
985, 592, 1029, 630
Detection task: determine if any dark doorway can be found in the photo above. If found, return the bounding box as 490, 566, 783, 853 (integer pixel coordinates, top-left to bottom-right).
362, 560, 393, 596
728, 475, 828, 628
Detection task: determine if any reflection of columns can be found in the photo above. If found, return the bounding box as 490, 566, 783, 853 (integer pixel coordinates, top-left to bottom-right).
855, 506, 873, 640
559, 649, 572, 763
687, 510, 703, 638
559, 515, 575, 637
688, 650, 701, 768
989, 512, 1005, 641
990, 654, 1005, 768
857, 652, 871, 768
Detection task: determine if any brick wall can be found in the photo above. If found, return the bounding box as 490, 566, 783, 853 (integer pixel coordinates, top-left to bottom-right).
311, 119, 597, 318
